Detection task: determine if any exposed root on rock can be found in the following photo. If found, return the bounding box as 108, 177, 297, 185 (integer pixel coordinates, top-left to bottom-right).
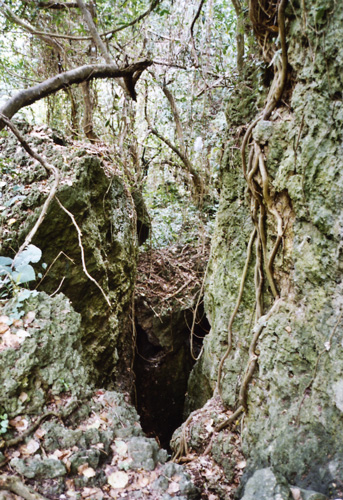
173, 0, 290, 468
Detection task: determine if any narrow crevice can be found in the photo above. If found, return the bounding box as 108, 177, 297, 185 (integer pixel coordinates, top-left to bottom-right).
133, 303, 210, 450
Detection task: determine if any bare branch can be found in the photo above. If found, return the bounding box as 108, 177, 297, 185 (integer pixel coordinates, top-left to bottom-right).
5, 0, 161, 41
24, 0, 79, 9
0, 61, 152, 130
104, 0, 161, 38
0, 475, 49, 500
0, 1, 64, 54
56, 198, 112, 308
190, 0, 206, 67
76, 0, 112, 64
162, 84, 187, 155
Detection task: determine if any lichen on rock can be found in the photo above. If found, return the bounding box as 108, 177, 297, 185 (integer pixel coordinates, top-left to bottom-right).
184, 0, 343, 497
0, 127, 138, 390
0, 291, 91, 416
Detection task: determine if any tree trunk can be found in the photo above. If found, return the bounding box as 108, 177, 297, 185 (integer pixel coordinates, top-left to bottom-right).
81, 81, 99, 142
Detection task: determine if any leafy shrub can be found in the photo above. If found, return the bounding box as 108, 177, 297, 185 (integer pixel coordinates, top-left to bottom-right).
0, 244, 42, 298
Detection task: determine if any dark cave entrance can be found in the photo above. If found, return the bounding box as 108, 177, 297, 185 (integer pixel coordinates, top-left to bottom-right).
133, 302, 210, 451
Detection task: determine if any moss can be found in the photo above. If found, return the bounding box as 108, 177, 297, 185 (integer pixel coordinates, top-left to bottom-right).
186, 0, 343, 494
0, 292, 91, 416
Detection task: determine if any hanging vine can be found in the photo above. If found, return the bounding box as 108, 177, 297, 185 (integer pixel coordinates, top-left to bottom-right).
216, 0, 289, 406
173, 0, 290, 461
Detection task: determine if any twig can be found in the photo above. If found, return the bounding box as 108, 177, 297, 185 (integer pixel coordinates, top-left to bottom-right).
1, 411, 60, 449
190, 0, 206, 67
0, 474, 49, 500
50, 277, 65, 297
104, 0, 161, 38
56, 198, 111, 307
36, 251, 74, 289
0, 114, 60, 260
161, 277, 194, 302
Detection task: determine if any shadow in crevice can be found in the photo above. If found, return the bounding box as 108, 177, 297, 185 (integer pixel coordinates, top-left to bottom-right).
133, 304, 210, 450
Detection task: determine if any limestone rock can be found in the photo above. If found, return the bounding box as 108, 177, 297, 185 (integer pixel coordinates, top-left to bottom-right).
10, 457, 67, 479
186, 0, 343, 496
0, 292, 91, 416
127, 436, 167, 471
0, 133, 138, 390
241, 468, 291, 500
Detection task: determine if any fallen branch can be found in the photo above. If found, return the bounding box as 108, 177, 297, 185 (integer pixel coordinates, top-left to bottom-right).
0, 474, 49, 500
1, 398, 80, 450
161, 276, 194, 302
1, 411, 60, 449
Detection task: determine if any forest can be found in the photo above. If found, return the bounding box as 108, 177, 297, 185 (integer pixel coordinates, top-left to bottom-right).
0, 0, 343, 499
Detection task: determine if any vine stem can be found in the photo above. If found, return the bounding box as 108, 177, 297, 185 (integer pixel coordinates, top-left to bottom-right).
56, 198, 112, 308
238, 297, 282, 408
216, 228, 257, 398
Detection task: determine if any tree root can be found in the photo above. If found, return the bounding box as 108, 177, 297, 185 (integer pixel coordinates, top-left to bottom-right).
217, 0, 289, 404
210, 0, 288, 451
238, 298, 282, 409
171, 413, 194, 462
171, 0, 289, 464
216, 228, 257, 399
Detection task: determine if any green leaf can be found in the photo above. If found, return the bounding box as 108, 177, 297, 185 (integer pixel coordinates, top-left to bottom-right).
0, 264, 12, 276
0, 256, 13, 266
16, 289, 38, 302
12, 264, 36, 284
13, 245, 42, 268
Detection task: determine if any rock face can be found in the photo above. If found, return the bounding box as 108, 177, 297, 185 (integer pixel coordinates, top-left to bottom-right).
0, 292, 91, 416
186, 0, 343, 497
0, 129, 137, 390
241, 468, 291, 500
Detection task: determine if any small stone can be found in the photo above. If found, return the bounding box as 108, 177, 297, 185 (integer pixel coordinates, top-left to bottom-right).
10, 457, 67, 479
291, 487, 329, 500
241, 468, 291, 500
128, 436, 160, 471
